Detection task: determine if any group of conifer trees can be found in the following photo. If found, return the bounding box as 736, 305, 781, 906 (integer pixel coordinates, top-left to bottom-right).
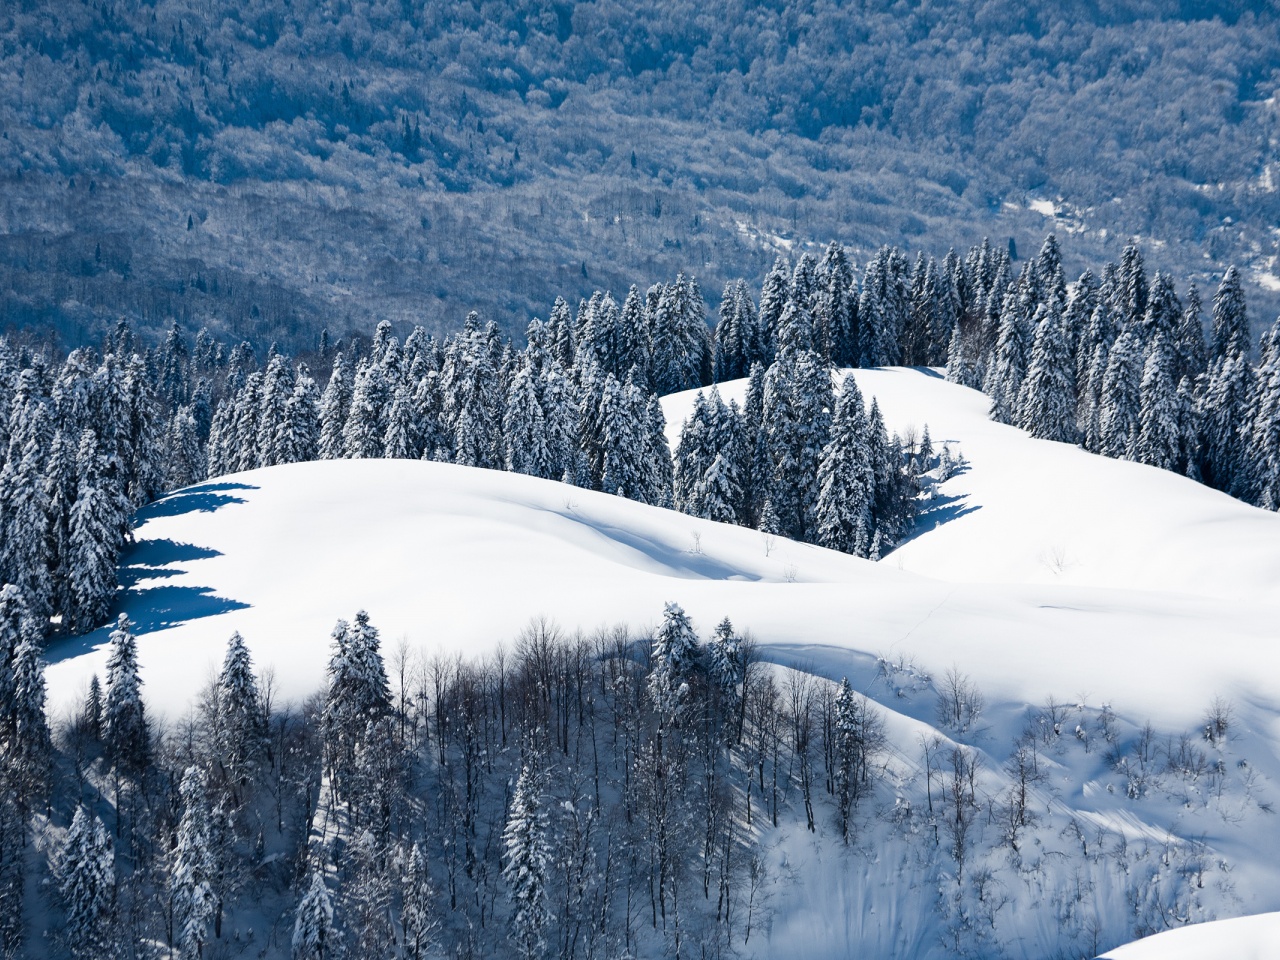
5, 233, 1280, 650
942, 237, 1280, 506
0, 586, 892, 958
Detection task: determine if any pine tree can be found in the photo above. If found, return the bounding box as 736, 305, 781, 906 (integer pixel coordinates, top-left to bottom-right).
1098, 332, 1143, 461
401, 842, 436, 959
1210, 265, 1251, 363
648, 601, 701, 723
215, 632, 267, 794
815, 376, 874, 556
382, 382, 419, 459
1135, 337, 1180, 471
503, 762, 551, 960
756, 258, 790, 366
281, 366, 321, 464
103, 613, 149, 776
68, 431, 128, 634
642, 393, 675, 508
292, 870, 336, 960
58, 806, 115, 960
171, 766, 217, 959
318, 354, 352, 459
1018, 302, 1078, 443
343, 359, 388, 459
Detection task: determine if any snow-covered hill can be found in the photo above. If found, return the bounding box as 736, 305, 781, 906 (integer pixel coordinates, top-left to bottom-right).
43, 367, 1280, 958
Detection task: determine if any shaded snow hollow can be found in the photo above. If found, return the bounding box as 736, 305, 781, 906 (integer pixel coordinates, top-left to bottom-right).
41, 366, 1280, 957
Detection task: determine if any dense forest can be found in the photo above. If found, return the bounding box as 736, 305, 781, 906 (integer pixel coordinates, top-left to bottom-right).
1, 0, 1277, 348
4, 231, 1280, 648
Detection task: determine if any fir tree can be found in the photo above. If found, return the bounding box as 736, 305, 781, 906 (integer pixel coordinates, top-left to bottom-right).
103, 613, 149, 776
318, 354, 352, 459
1098, 332, 1143, 461
58, 806, 115, 960
292, 870, 336, 960
1018, 302, 1078, 443
985, 281, 1034, 425
171, 766, 217, 959
503, 762, 551, 960
1135, 337, 1180, 471
814, 376, 874, 556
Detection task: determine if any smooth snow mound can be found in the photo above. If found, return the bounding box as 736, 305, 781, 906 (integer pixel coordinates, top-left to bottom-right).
39, 366, 1280, 735
1101, 912, 1280, 959
663, 367, 1280, 601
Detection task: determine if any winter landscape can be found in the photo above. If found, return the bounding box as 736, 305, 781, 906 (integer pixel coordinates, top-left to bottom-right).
3, 2, 1280, 959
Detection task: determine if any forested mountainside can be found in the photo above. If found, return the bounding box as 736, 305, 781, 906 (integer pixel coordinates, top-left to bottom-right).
1, 0, 1278, 349
5, 228, 1280, 653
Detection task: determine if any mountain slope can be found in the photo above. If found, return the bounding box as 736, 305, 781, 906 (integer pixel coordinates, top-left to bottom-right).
41, 366, 1280, 957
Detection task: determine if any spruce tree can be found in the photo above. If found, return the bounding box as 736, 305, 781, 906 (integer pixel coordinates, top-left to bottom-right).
648, 602, 701, 723
503, 365, 552, 479
1098, 332, 1143, 461
292, 870, 336, 960
343, 360, 388, 459
103, 613, 149, 776
215, 632, 267, 794
985, 280, 1034, 425
58, 806, 115, 960
401, 842, 436, 959
814, 376, 874, 556
503, 762, 551, 960
171, 766, 217, 960
1135, 338, 1180, 471
318, 354, 352, 460
68, 431, 128, 634
281, 366, 321, 464
1018, 302, 1078, 443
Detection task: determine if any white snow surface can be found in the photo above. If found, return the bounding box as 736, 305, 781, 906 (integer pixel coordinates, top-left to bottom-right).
42, 366, 1280, 958
1102, 912, 1280, 959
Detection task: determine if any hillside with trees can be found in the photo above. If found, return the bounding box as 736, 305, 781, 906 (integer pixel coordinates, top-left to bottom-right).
1, 0, 1277, 349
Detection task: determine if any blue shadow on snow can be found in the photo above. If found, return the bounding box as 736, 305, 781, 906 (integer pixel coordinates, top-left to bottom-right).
135, 481, 258, 522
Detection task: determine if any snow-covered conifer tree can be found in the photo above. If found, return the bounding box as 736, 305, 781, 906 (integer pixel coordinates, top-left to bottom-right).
815, 376, 874, 556
216, 632, 267, 792
1135, 337, 1180, 471
1098, 332, 1143, 461
103, 613, 149, 776
292, 870, 336, 960
648, 602, 701, 722
503, 762, 551, 960
1018, 301, 1078, 443
58, 806, 115, 960
318, 354, 352, 460
171, 766, 217, 959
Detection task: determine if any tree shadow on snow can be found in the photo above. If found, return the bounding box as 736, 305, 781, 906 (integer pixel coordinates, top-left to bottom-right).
44, 584, 250, 665
119, 538, 222, 588
135, 481, 258, 522
895, 491, 982, 549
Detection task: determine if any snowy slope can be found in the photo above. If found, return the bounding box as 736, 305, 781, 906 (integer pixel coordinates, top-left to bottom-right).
40, 367, 1280, 958
1101, 912, 1280, 959
662, 367, 1280, 601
